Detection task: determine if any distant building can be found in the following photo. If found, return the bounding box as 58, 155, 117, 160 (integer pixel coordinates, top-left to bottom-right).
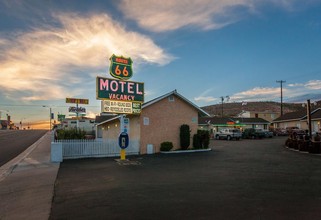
237, 110, 280, 123
273, 108, 321, 132
199, 116, 270, 137
60, 116, 95, 134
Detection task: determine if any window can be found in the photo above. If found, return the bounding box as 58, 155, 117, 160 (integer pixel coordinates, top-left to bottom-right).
143, 117, 149, 125
168, 96, 175, 102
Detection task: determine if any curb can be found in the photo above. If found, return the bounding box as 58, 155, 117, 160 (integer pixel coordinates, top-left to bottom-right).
160, 148, 212, 154
0, 131, 49, 182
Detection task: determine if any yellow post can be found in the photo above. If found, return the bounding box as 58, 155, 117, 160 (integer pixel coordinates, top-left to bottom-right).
120, 149, 126, 160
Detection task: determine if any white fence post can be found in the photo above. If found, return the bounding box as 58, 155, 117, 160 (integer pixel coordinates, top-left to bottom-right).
51, 142, 63, 162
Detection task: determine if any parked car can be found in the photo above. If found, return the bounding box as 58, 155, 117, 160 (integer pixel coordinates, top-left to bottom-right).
215, 128, 242, 140
273, 128, 288, 136
262, 129, 273, 138
242, 128, 265, 139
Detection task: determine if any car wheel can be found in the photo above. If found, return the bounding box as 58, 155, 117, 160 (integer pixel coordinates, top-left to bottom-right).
227, 135, 231, 141
215, 135, 220, 140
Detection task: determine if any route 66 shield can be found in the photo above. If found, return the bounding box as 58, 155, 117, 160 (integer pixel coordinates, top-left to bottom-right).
109, 54, 133, 80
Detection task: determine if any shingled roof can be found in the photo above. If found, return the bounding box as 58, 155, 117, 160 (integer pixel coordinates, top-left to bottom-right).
274, 108, 321, 122
199, 117, 270, 125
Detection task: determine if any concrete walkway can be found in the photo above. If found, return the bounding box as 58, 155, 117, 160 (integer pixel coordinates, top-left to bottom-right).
0, 132, 59, 220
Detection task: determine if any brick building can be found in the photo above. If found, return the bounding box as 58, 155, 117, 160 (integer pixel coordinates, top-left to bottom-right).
96, 90, 209, 154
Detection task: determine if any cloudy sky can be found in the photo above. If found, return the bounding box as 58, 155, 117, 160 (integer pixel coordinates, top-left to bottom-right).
1, 0, 321, 128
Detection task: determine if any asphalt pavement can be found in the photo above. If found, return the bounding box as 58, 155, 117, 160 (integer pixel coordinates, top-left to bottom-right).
50, 137, 321, 220
0, 130, 47, 166
0, 131, 59, 220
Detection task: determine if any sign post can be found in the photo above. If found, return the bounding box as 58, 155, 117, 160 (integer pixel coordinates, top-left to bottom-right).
118, 127, 129, 160
66, 98, 89, 128
96, 54, 144, 161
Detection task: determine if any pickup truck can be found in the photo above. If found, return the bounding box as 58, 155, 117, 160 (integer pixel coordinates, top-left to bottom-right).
215, 128, 242, 140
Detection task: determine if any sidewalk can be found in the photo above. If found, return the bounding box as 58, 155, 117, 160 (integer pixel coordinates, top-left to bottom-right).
0, 132, 59, 220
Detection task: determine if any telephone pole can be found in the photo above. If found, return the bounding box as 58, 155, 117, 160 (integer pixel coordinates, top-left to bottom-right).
276, 80, 286, 116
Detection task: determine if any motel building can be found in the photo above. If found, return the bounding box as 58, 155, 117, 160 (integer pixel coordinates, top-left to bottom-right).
96, 90, 210, 154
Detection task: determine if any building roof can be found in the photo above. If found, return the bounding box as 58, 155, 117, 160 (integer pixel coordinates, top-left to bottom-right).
143, 90, 210, 117
301, 108, 321, 120
96, 90, 209, 126
199, 117, 270, 125
273, 108, 321, 122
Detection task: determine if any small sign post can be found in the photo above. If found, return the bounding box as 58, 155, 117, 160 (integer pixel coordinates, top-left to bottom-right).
118, 130, 129, 160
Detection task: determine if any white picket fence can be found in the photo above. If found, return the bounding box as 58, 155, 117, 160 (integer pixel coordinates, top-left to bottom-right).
51, 139, 140, 161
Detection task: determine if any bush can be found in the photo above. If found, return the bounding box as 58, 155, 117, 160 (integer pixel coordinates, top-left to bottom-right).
160, 142, 173, 151
194, 130, 210, 149
193, 134, 202, 149
56, 128, 86, 140
180, 124, 190, 150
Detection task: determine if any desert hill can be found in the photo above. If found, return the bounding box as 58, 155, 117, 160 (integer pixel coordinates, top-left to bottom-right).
201, 101, 321, 117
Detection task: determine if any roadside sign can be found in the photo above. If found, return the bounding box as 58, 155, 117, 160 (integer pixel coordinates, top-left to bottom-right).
96, 76, 144, 102
58, 114, 65, 121
69, 106, 86, 113
102, 100, 141, 115
109, 54, 133, 80
66, 98, 89, 104
118, 132, 129, 149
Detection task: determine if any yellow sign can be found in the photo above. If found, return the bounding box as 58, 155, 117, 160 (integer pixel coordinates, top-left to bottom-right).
66, 98, 89, 104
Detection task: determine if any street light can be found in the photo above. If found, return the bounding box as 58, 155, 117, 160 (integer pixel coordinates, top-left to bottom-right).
42, 106, 52, 130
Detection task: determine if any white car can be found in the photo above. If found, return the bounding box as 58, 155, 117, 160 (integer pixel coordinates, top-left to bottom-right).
215, 129, 242, 141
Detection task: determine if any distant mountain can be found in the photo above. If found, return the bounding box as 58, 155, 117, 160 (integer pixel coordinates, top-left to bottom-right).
201, 100, 321, 117
286, 93, 321, 103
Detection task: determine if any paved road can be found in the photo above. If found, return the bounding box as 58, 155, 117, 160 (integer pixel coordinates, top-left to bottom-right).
0, 130, 47, 166
50, 137, 321, 220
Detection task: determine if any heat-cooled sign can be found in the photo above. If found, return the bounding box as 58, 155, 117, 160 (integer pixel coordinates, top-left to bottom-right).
102, 100, 141, 114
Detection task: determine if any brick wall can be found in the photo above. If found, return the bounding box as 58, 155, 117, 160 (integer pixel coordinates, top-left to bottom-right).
140, 95, 199, 154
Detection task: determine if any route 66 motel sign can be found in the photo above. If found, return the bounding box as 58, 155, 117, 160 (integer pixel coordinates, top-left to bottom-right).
96, 54, 144, 115
109, 54, 133, 80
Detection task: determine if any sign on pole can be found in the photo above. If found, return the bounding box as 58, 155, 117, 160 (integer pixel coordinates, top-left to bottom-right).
102, 100, 141, 115
109, 54, 133, 80
66, 98, 89, 104
96, 77, 144, 102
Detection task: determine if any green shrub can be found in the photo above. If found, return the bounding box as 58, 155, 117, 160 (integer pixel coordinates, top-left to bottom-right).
180, 124, 190, 150
160, 142, 174, 151
195, 130, 210, 149
56, 128, 86, 140
193, 134, 202, 149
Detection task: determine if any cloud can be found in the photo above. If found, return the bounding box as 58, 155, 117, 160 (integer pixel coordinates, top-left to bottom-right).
194, 96, 218, 103
230, 87, 281, 102
0, 13, 174, 101
305, 80, 321, 90
119, 0, 253, 32
119, 0, 318, 32
194, 88, 217, 103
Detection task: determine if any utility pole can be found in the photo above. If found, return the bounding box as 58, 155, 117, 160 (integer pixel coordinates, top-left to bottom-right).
276, 80, 286, 116
220, 96, 229, 118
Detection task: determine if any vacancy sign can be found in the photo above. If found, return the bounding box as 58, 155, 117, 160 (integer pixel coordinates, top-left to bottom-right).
102, 100, 141, 115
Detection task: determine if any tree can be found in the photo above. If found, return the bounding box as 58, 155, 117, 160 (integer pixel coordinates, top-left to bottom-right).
180, 124, 190, 150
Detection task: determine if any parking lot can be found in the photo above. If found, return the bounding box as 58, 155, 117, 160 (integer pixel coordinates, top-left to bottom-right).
50, 137, 321, 220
